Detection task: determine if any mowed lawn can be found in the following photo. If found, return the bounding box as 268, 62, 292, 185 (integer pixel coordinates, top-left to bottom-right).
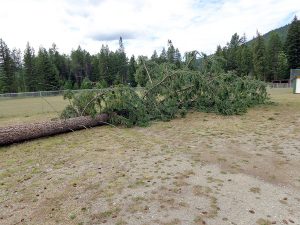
0, 88, 300, 225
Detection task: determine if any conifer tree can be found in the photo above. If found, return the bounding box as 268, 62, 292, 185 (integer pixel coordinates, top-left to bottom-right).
35, 47, 59, 90
167, 40, 175, 63
49, 43, 70, 84
237, 44, 253, 76
253, 32, 267, 81
215, 45, 223, 57
135, 56, 148, 87
128, 55, 137, 87
225, 33, 242, 71
84, 52, 92, 80
277, 51, 289, 79
11, 48, 24, 91
90, 54, 100, 82
70, 46, 86, 86
0, 39, 17, 93
23, 42, 37, 91
98, 45, 110, 86
159, 47, 167, 63
151, 50, 158, 62
115, 37, 128, 84
267, 32, 282, 80
286, 16, 300, 69
174, 48, 182, 68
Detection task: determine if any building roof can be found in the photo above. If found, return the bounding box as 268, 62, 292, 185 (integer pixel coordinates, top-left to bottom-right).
290, 69, 300, 80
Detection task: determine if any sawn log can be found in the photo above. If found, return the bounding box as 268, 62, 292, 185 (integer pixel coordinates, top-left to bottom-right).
0, 114, 108, 146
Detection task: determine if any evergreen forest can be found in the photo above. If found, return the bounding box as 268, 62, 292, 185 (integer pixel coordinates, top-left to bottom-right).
0, 17, 300, 93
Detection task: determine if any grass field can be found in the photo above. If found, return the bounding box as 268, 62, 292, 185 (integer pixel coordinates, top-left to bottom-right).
0, 96, 68, 127
0, 88, 300, 225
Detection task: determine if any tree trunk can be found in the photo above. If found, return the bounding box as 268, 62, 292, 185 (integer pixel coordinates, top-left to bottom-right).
0, 114, 108, 146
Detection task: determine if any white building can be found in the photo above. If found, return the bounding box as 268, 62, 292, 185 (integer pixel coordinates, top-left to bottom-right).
291, 69, 300, 94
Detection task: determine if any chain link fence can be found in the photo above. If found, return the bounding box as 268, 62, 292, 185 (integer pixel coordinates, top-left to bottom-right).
0, 89, 99, 99
0, 84, 291, 120
0, 88, 144, 119
268, 83, 292, 88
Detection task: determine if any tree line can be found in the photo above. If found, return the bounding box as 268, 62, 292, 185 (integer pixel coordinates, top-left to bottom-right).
213, 16, 300, 82
0, 17, 299, 93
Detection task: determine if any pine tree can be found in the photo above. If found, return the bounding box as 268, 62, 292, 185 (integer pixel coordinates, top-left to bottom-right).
70, 46, 86, 86
167, 40, 175, 63
174, 48, 182, 68
98, 45, 111, 86
90, 54, 100, 82
286, 16, 300, 69
118, 36, 125, 53
225, 33, 242, 71
151, 50, 158, 62
84, 52, 92, 80
128, 55, 137, 87
215, 45, 223, 57
0, 39, 17, 93
11, 48, 25, 91
237, 44, 253, 76
115, 37, 128, 84
135, 56, 148, 87
253, 32, 267, 81
49, 43, 70, 84
35, 47, 59, 90
23, 42, 38, 91
159, 47, 167, 63
266, 33, 282, 80
277, 51, 289, 79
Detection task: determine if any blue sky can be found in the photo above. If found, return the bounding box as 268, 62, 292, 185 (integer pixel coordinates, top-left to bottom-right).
1, 0, 299, 57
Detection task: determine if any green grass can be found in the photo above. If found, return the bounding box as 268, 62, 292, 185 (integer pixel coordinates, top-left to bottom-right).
0, 95, 68, 126
0, 95, 67, 117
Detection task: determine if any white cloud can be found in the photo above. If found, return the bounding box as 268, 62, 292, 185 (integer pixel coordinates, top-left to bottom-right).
0, 0, 299, 57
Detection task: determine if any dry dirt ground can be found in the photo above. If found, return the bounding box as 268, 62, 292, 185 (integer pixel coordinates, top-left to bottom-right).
0, 88, 300, 225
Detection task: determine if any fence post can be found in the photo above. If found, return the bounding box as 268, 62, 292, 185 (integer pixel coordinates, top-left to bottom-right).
40, 91, 44, 114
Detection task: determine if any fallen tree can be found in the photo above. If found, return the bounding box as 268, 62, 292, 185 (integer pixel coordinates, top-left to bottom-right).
61, 66, 270, 127
0, 114, 108, 146
0, 59, 270, 145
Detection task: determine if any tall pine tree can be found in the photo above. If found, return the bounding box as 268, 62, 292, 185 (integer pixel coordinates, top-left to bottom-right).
35, 47, 59, 91
167, 40, 175, 63
286, 16, 300, 69
115, 37, 128, 84
11, 48, 24, 91
225, 33, 243, 71
151, 50, 159, 62
159, 48, 167, 63
253, 32, 267, 81
174, 48, 182, 68
23, 42, 38, 91
0, 39, 17, 93
128, 55, 137, 87
237, 44, 253, 76
267, 32, 282, 80
49, 43, 71, 85
277, 52, 289, 79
